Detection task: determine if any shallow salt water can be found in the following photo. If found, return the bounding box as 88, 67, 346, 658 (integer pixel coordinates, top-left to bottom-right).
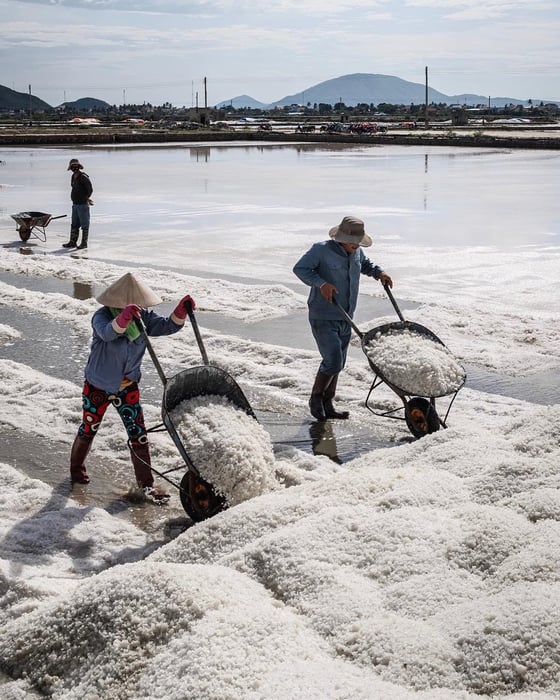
1, 142, 559, 535
1, 143, 559, 283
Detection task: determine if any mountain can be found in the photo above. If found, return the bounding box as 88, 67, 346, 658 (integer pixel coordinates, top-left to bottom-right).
57, 97, 112, 111
217, 73, 548, 109
0, 85, 52, 112
215, 95, 268, 109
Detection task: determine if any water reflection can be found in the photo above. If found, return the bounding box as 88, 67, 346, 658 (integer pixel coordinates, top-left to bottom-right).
190, 147, 210, 162
309, 421, 341, 464
73, 281, 94, 300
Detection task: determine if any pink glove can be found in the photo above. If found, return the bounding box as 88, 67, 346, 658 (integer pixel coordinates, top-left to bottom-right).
114, 304, 141, 328
172, 295, 196, 320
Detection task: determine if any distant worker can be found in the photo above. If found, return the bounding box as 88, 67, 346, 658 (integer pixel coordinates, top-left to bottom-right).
63, 157, 93, 250
293, 215, 393, 421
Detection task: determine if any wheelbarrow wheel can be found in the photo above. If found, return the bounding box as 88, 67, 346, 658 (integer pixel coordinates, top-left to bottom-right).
18, 227, 31, 243
405, 397, 440, 438
179, 471, 227, 522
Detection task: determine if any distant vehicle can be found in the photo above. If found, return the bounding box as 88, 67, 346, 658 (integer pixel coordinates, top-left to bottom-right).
123, 118, 145, 125
349, 122, 387, 134
68, 117, 101, 125
400, 121, 417, 128
296, 124, 315, 133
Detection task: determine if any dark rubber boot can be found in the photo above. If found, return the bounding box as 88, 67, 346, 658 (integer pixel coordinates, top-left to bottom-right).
129, 439, 154, 488
76, 230, 88, 249
63, 229, 79, 248
70, 435, 92, 484
323, 374, 349, 420
309, 371, 332, 421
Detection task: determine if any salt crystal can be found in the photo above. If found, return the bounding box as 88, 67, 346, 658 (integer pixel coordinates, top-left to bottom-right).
169, 395, 279, 506
364, 327, 465, 397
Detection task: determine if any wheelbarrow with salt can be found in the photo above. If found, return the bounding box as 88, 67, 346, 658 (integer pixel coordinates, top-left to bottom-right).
334, 285, 466, 438
138, 303, 258, 521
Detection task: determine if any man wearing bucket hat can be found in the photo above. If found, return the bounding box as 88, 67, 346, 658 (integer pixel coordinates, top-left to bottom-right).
62, 158, 93, 250
68, 272, 196, 503
293, 215, 393, 421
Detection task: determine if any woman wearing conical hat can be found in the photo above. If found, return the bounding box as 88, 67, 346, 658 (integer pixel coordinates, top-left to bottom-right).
68, 272, 195, 503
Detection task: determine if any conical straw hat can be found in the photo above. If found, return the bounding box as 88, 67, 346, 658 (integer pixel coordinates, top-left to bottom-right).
96, 272, 162, 308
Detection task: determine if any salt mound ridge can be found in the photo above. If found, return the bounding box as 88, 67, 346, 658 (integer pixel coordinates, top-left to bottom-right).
169, 394, 279, 506
364, 326, 465, 397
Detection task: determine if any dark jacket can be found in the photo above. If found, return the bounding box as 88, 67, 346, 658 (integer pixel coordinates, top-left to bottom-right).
293, 240, 382, 320
71, 171, 93, 204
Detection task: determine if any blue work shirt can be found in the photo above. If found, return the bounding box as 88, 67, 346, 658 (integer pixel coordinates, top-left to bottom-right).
293, 240, 383, 320
84, 306, 183, 393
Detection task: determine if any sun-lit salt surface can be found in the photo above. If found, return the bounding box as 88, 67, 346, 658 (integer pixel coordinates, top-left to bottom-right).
169, 395, 280, 506
1, 147, 560, 699
364, 326, 466, 397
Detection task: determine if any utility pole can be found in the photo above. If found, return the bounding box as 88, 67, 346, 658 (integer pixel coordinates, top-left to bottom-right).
424, 66, 429, 129
28, 84, 32, 126
204, 76, 207, 108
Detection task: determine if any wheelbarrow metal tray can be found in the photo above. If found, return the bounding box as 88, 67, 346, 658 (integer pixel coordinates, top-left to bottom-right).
162, 364, 256, 417
361, 320, 466, 399
11, 211, 53, 228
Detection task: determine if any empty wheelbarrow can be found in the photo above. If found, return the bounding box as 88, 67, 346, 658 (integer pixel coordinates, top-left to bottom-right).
334, 285, 466, 438
11, 211, 67, 243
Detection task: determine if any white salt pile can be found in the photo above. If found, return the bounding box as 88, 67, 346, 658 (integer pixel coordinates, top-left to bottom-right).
364, 326, 465, 397
169, 395, 279, 506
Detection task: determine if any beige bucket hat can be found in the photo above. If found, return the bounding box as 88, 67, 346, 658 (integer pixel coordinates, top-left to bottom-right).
96, 272, 162, 308
329, 215, 372, 247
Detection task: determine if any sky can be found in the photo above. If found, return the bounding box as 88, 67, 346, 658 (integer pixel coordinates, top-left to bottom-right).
1, 0, 559, 108
0, 143, 559, 696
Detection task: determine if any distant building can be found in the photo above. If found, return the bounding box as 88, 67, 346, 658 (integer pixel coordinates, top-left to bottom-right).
451, 107, 468, 126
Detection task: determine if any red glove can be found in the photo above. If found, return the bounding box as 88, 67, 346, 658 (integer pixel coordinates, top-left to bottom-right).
172, 295, 196, 320
114, 304, 141, 328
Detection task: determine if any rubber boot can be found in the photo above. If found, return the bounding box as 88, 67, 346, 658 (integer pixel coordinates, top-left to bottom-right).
70, 435, 92, 484
323, 374, 349, 420
309, 371, 332, 421
76, 230, 88, 250
62, 228, 79, 248
129, 439, 154, 488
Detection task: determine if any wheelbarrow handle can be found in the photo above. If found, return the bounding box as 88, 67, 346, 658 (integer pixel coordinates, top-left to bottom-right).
137, 317, 168, 386
332, 297, 364, 339
50, 215, 67, 221
186, 304, 209, 366
383, 283, 405, 322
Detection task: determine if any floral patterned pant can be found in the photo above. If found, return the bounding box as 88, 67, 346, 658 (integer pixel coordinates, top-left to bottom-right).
78, 380, 147, 446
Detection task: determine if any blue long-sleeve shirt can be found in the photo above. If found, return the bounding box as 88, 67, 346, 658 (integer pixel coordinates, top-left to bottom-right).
293, 240, 382, 320
84, 306, 182, 393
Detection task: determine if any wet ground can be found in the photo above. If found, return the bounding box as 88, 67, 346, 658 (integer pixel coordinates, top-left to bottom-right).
2, 267, 559, 540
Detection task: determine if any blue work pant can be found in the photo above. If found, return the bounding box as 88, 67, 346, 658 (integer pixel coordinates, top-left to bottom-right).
71, 203, 90, 232
310, 319, 352, 375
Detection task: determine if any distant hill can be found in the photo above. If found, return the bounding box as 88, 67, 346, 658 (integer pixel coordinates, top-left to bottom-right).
0, 85, 52, 112
215, 95, 268, 109
57, 97, 112, 111
217, 73, 552, 109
